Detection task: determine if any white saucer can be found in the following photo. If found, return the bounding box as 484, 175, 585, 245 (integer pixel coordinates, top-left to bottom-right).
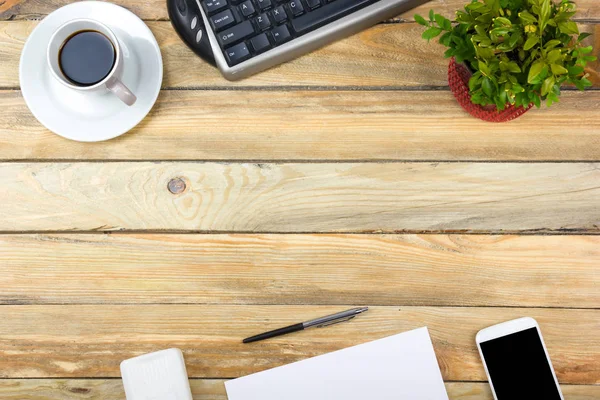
19, 1, 163, 142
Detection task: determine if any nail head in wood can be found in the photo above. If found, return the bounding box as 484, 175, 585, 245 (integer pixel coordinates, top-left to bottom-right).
168, 177, 187, 194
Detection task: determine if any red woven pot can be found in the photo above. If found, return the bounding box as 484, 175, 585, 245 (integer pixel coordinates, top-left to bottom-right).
448, 57, 531, 122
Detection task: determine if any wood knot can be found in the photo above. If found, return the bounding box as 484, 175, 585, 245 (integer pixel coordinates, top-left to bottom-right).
168, 177, 187, 194
68, 387, 91, 394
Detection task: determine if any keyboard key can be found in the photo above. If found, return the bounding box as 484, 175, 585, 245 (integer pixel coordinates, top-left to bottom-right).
288, 0, 304, 16
306, 0, 320, 8
292, 0, 371, 34
217, 20, 255, 47
256, 0, 272, 10
271, 24, 291, 44
239, 0, 256, 17
256, 13, 272, 30
250, 33, 271, 53
271, 5, 287, 23
210, 9, 236, 31
203, 0, 228, 14
225, 42, 251, 65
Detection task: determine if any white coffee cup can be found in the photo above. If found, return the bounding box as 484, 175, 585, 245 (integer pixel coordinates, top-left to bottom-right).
47, 18, 136, 106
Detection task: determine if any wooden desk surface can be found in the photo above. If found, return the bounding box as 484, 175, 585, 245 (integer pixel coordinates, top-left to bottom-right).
0, 0, 599, 398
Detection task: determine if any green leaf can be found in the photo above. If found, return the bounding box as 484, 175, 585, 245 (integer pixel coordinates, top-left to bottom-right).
439, 32, 452, 46
509, 31, 522, 47
499, 90, 508, 106
546, 49, 562, 63
518, 10, 537, 23
577, 33, 592, 43
482, 77, 494, 97
506, 61, 522, 73
422, 27, 443, 40
496, 95, 506, 111
490, 27, 510, 36
434, 14, 452, 30
466, 2, 487, 12
573, 78, 585, 90
546, 92, 558, 107
469, 72, 482, 91
479, 61, 491, 77
472, 34, 493, 47
567, 65, 585, 75
533, 94, 541, 108
456, 11, 474, 23
497, 42, 514, 51
500, 61, 521, 73
528, 61, 545, 83
539, 0, 551, 29
476, 45, 495, 59
429, 9, 435, 21
558, 21, 579, 35
524, 36, 539, 51
580, 46, 594, 54
544, 40, 561, 50
554, 10, 576, 22
495, 17, 512, 27
541, 76, 555, 96
444, 18, 452, 31
550, 64, 568, 75
414, 14, 429, 26
475, 13, 494, 24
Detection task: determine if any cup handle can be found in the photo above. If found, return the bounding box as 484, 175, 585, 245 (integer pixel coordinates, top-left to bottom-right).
106, 77, 137, 106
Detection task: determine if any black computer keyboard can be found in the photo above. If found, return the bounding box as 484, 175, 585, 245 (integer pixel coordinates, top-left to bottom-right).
168, 0, 426, 79
202, 0, 378, 66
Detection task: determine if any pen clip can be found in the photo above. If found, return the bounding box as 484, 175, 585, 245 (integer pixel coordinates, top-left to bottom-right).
315, 315, 356, 328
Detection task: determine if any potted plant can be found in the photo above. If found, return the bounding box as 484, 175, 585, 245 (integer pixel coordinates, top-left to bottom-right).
415, 0, 596, 122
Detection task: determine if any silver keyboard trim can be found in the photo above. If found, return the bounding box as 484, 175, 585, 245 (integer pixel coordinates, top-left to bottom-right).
196, 0, 430, 80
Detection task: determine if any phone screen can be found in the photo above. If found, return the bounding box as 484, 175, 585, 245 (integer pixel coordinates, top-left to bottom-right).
479, 327, 561, 400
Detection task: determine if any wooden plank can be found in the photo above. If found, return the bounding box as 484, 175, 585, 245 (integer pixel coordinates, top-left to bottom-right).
3, 90, 600, 161
0, 306, 597, 383
2, 0, 599, 21
1, 234, 598, 308
0, 380, 598, 400
0, 22, 450, 88
2, 162, 600, 232
2, 22, 598, 89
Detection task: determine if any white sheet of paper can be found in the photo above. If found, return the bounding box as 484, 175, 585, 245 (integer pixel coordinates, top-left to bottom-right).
225, 327, 449, 400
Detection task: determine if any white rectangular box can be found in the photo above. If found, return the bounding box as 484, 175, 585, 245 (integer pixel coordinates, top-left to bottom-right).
120, 348, 193, 400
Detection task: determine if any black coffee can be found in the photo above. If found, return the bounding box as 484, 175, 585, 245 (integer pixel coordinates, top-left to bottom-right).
59, 30, 116, 86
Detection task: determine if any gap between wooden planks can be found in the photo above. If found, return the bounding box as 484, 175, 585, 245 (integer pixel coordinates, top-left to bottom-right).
1, 0, 599, 21
1, 22, 598, 88
0, 305, 597, 383
2, 90, 600, 161
0, 380, 598, 400
1, 234, 598, 308
1, 162, 600, 232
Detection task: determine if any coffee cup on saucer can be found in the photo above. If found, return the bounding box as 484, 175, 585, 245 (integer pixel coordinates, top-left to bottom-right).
47, 18, 136, 106
20, 1, 162, 142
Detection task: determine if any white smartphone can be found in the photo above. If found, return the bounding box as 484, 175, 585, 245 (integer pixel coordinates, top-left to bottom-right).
476, 317, 563, 400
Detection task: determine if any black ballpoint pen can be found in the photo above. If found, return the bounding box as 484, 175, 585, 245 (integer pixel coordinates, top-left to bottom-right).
243, 307, 369, 343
